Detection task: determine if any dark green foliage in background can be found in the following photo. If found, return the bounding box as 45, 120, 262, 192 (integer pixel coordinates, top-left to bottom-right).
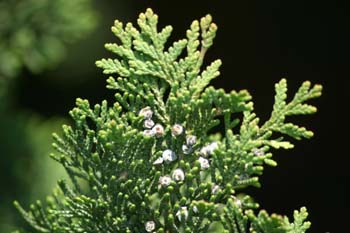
0, 0, 97, 80
0, 0, 97, 231
15, 9, 322, 232
0, 114, 66, 232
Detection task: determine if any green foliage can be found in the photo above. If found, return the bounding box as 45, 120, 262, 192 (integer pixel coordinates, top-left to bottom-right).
15, 9, 321, 232
0, 114, 66, 232
0, 1, 97, 231
0, 0, 97, 79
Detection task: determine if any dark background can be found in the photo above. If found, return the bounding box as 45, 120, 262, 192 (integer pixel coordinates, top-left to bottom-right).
13, 1, 349, 232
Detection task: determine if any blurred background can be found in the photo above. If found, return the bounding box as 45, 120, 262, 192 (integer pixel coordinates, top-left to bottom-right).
0, 0, 348, 232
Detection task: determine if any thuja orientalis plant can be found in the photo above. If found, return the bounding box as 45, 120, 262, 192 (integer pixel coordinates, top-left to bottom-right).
15, 9, 322, 233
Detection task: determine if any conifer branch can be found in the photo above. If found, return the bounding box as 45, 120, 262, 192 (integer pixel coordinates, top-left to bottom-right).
15, 8, 321, 232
